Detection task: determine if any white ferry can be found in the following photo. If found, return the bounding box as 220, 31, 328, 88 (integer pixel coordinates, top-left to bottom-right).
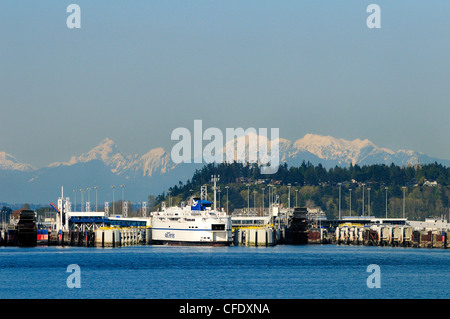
150, 198, 232, 246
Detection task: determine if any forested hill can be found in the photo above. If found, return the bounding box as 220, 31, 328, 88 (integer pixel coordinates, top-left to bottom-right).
154, 162, 449, 220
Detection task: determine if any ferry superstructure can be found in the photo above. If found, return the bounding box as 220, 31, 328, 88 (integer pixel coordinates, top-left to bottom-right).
151, 198, 232, 246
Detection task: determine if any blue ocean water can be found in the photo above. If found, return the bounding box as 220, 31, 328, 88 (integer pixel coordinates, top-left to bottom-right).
0, 245, 448, 299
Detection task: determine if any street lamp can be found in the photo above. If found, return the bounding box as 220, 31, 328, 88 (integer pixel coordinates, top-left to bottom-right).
121, 184, 126, 216
87, 187, 91, 212
111, 185, 116, 216
385, 187, 389, 219
168, 190, 171, 208
349, 188, 352, 217
246, 184, 250, 214
94, 186, 98, 212
262, 187, 265, 215
338, 183, 342, 219
402, 186, 407, 219
287, 184, 291, 212
362, 183, 365, 217
73, 189, 77, 211
80, 188, 84, 212
295, 189, 298, 208
225, 186, 229, 214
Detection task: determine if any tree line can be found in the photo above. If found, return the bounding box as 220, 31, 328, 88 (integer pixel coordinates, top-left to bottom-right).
154, 161, 449, 220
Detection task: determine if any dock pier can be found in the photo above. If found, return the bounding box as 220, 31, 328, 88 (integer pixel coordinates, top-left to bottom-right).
233, 227, 278, 246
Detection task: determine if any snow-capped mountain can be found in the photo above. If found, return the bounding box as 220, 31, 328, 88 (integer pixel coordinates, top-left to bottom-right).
0, 151, 34, 171
0, 134, 448, 203
48, 138, 176, 178
290, 134, 421, 167
219, 133, 429, 168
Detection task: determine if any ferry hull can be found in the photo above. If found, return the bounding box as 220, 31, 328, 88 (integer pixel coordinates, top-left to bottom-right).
151, 239, 231, 246
151, 227, 232, 246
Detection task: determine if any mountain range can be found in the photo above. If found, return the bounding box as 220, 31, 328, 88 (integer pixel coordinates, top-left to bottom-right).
1, 134, 448, 204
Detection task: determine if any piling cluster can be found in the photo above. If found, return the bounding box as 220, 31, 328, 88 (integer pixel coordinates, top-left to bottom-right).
0, 226, 152, 247
313, 225, 449, 249
94, 227, 152, 247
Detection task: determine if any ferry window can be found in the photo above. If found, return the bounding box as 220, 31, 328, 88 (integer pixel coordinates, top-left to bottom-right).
212, 224, 225, 231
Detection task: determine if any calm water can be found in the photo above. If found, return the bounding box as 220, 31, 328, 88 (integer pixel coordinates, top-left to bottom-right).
0, 245, 448, 299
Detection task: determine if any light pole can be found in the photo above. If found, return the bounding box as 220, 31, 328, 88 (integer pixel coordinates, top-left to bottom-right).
295, 189, 298, 207
367, 187, 371, 216
94, 186, 98, 212
349, 188, 352, 217
262, 187, 265, 215
87, 187, 91, 212
287, 184, 291, 212
218, 187, 221, 210
225, 186, 229, 214
246, 183, 250, 214
385, 187, 389, 219
73, 189, 77, 211
338, 183, 342, 219
362, 183, 365, 217
168, 190, 171, 208
121, 184, 126, 215
80, 188, 84, 212
111, 185, 116, 216
402, 186, 406, 219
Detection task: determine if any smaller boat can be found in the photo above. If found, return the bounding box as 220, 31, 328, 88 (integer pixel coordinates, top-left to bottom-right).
284, 207, 309, 244
16, 210, 37, 247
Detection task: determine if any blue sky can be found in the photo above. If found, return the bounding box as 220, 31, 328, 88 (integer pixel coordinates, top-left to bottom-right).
0, 1, 449, 167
